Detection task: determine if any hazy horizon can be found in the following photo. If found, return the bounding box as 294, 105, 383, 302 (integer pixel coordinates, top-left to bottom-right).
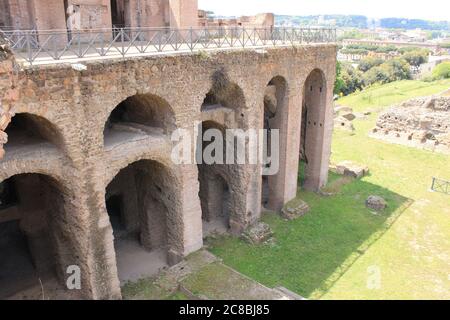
198, 0, 450, 22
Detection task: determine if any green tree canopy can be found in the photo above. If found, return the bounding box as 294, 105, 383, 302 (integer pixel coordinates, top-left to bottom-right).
402, 50, 429, 71
358, 57, 384, 72
432, 62, 450, 79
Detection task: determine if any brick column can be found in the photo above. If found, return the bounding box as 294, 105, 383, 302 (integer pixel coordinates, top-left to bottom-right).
173, 164, 203, 263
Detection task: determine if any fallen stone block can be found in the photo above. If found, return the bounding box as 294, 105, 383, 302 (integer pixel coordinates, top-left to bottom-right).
365, 195, 387, 211
341, 112, 356, 121
241, 222, 274, 245
281, 199, 310, 220
334, 116, 355, 132
334, 106, 353, 116
333, 161, 369, 179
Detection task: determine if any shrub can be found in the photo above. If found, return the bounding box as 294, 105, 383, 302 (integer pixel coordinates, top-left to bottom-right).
432, 62, 450, 80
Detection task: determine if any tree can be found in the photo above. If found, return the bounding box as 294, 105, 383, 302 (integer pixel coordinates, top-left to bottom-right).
363, 58, 412, 86
432, 62, 450, 79
334, 61, 345, 95
402, 50, 429, 72
381, 58, 412, 82
358, 57, 384, 72
363, 66, 390, 85
335, 62, 364, 95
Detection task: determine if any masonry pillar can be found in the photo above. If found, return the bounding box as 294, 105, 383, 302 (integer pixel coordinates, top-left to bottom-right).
171, 164, 203, 264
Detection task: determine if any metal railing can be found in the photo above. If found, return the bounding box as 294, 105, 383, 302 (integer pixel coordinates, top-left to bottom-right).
0, 26, 336, 65
430, 177, 450, 194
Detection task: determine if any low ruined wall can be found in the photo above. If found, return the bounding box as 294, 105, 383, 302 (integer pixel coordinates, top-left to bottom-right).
371, 96, 450, 154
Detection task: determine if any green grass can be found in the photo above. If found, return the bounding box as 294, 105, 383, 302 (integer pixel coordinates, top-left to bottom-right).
338, 79, 450, 112
209, 80, 450, 300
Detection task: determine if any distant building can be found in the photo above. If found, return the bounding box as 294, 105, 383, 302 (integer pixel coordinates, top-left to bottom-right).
198, 12, 274, 29
0, 0, 199, 30
342, 39, 441, 54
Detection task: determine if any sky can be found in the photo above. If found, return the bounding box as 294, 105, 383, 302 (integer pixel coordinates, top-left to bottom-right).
198, 0, 450, 21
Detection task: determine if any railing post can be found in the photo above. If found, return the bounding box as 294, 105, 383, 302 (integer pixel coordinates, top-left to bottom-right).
77, 31, 82, 58
26, 32, 32, 64
121, 28, 125, 57
189, 27, 193, 51
52, 33, 57, 60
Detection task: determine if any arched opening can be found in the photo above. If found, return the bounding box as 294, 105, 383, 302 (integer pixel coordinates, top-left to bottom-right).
201, 90, 222, 112
202, 70, 247, 119
262, 76, 287, 210
300, 69, 327, 191
197, 121, 232, 236
0, 173, 76, 299
105, 160, 180, 284
104, 94, 176, 147
4, 113, 64, 152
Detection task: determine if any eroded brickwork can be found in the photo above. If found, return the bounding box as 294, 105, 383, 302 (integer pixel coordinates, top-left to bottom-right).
0, 37, 18, 159
0, 45, 336, 299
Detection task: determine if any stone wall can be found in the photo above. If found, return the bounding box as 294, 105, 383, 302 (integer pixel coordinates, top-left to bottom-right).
0, 35, 18, 159
0, 0, 199, 30
199, 12, 274, 28
0, 44, 336, 299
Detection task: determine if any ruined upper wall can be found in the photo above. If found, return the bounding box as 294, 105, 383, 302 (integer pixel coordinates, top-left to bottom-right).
199, 12, 274, 28
0, 0, 199, 30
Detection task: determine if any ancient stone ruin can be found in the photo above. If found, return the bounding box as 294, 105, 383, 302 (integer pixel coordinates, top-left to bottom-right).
0, 25, 336, 300
371, 96, 450, 154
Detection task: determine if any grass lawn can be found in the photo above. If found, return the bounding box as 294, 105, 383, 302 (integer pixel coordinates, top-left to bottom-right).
208, 80, 450, 300
337, 79, 450, 112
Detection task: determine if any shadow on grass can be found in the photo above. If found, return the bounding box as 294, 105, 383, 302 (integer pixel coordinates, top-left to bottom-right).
208, 171, 413, 299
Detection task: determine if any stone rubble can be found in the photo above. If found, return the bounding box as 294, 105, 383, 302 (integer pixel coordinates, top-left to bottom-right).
365, 195, 387, 211
331, 161, 369, 179
371, 96, 450, 154
241, 222, 274, 245
281, 199, 310, 220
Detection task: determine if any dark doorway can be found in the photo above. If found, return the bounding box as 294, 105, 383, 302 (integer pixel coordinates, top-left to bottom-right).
111, 0, 124, 28
106, 160, 178, 283
110, 0, 132, 29
0, 174, 68, 299
106, 194, 124, 234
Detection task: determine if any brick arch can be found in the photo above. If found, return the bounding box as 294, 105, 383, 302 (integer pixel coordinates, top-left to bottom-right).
261, 74, 291, 211
101, 92, 177, 148
104, 150, 177, 189
100, 89, 177, 129
0, 165, 66, 188
103, 158, 185, 283
0, 171, 84, 299
2, 111, 73, 160
300, 68, 328, 191
196, 119, 247, 234
201, 70, 248, 119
